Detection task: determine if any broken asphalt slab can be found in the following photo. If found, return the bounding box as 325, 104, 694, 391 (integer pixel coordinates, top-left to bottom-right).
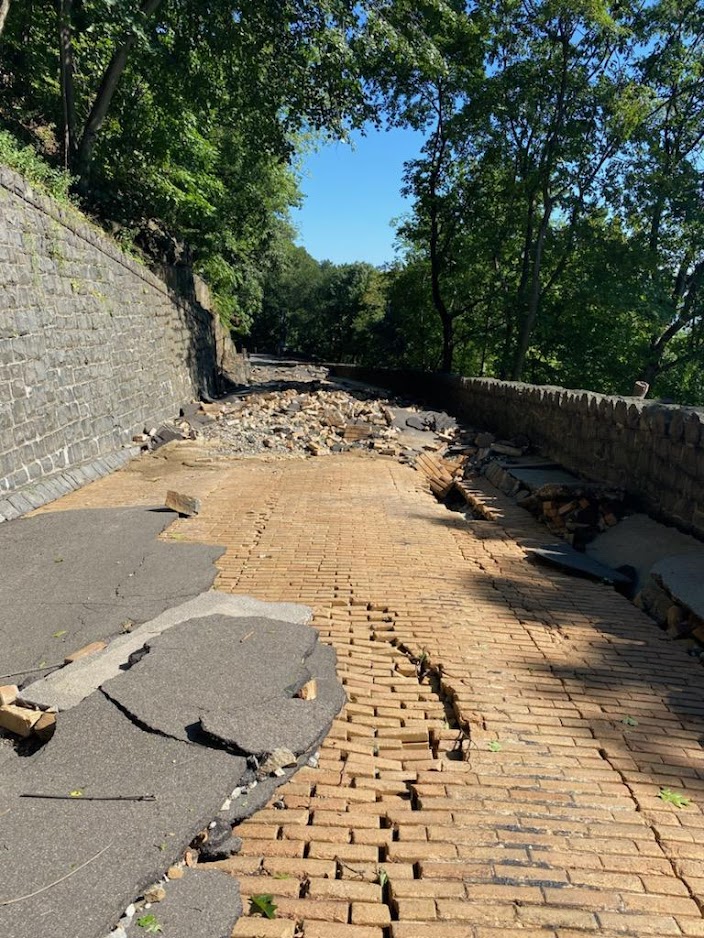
22, 592, 312, 712
101, 615, 320, 744
587, 513, 704, 593
0, 507, 224, 685
1, 610, 346, 938
0, 692, 245, 938
652, 553, 704, 621
526, 542, 633, 584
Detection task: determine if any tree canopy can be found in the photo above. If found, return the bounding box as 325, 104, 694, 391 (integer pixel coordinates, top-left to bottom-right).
1, 0, 702, 403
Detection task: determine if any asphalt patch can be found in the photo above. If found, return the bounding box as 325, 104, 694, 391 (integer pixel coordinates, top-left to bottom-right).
0, 507, 224, 685
0, 693, 244, 938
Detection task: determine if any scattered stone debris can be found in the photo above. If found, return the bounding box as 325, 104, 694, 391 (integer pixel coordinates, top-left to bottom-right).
199, 386, 410, 458
129, 360, 463, 466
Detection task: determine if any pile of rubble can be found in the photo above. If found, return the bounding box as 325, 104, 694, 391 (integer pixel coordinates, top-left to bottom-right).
483, 462, 625, 548
199, 386, 403, 457
135, 384, 464, 462
132, 367, 625, 553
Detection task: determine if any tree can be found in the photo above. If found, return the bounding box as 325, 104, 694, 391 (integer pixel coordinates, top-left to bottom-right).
367, 0, 482, 372
619, 0, 704, 387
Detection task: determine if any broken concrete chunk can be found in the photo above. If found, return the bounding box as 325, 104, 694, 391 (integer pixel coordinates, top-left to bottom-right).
406, 415, 427, 431
296, 678, 317, 700
260, 748, 297, 775
151, 425, 186, 449
144, 884, 167, 903
195, 818, 243, 861
165, 490, 201, 517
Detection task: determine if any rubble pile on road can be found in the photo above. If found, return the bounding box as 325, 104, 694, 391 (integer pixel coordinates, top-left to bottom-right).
515, 482, 625, 547
199, 386, 407, 457
138, 383, 465, 462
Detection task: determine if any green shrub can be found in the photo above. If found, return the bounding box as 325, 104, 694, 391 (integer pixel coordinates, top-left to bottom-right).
0, 130, 75, 205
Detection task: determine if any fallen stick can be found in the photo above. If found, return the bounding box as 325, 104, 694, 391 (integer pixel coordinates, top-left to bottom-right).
20, 793, 156, 802
0, 662, 63, 680
0, 841, 114, 906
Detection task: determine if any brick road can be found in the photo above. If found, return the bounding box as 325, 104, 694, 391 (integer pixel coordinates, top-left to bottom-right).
49, 450, 704, 937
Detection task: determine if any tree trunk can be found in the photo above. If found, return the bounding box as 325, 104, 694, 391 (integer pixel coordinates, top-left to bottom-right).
73, 0, 164, 184
512, 198, 553, 380
58, 0, 77, 169
440, 313, 454, 373
0, 0, 11, 36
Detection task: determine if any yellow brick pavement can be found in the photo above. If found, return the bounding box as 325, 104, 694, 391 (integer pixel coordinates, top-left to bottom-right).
48, 451, 704, 937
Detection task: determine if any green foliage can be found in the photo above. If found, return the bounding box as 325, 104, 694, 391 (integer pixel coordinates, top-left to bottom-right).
488, 740, 502, 752
0, 130, 74, 204
658, 788, 691, 809
363, 0, 704, 402
136, 913, 162, 934
249, 894, 277, 919
0, 0, 389, 336
257, 240, 387, 361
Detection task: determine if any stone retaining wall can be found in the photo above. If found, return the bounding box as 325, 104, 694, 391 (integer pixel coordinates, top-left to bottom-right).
0, 165, 241, 521
331, 365, 704, 539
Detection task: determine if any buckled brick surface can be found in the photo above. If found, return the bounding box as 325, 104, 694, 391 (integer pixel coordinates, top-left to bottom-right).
48, 453, 704, 937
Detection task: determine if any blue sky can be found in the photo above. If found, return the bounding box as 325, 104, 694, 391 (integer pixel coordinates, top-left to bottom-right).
291, 126, 425, 267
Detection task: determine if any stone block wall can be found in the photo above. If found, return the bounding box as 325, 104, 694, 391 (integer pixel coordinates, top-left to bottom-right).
330, 366, 704, 539
0, 166, 226, 519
